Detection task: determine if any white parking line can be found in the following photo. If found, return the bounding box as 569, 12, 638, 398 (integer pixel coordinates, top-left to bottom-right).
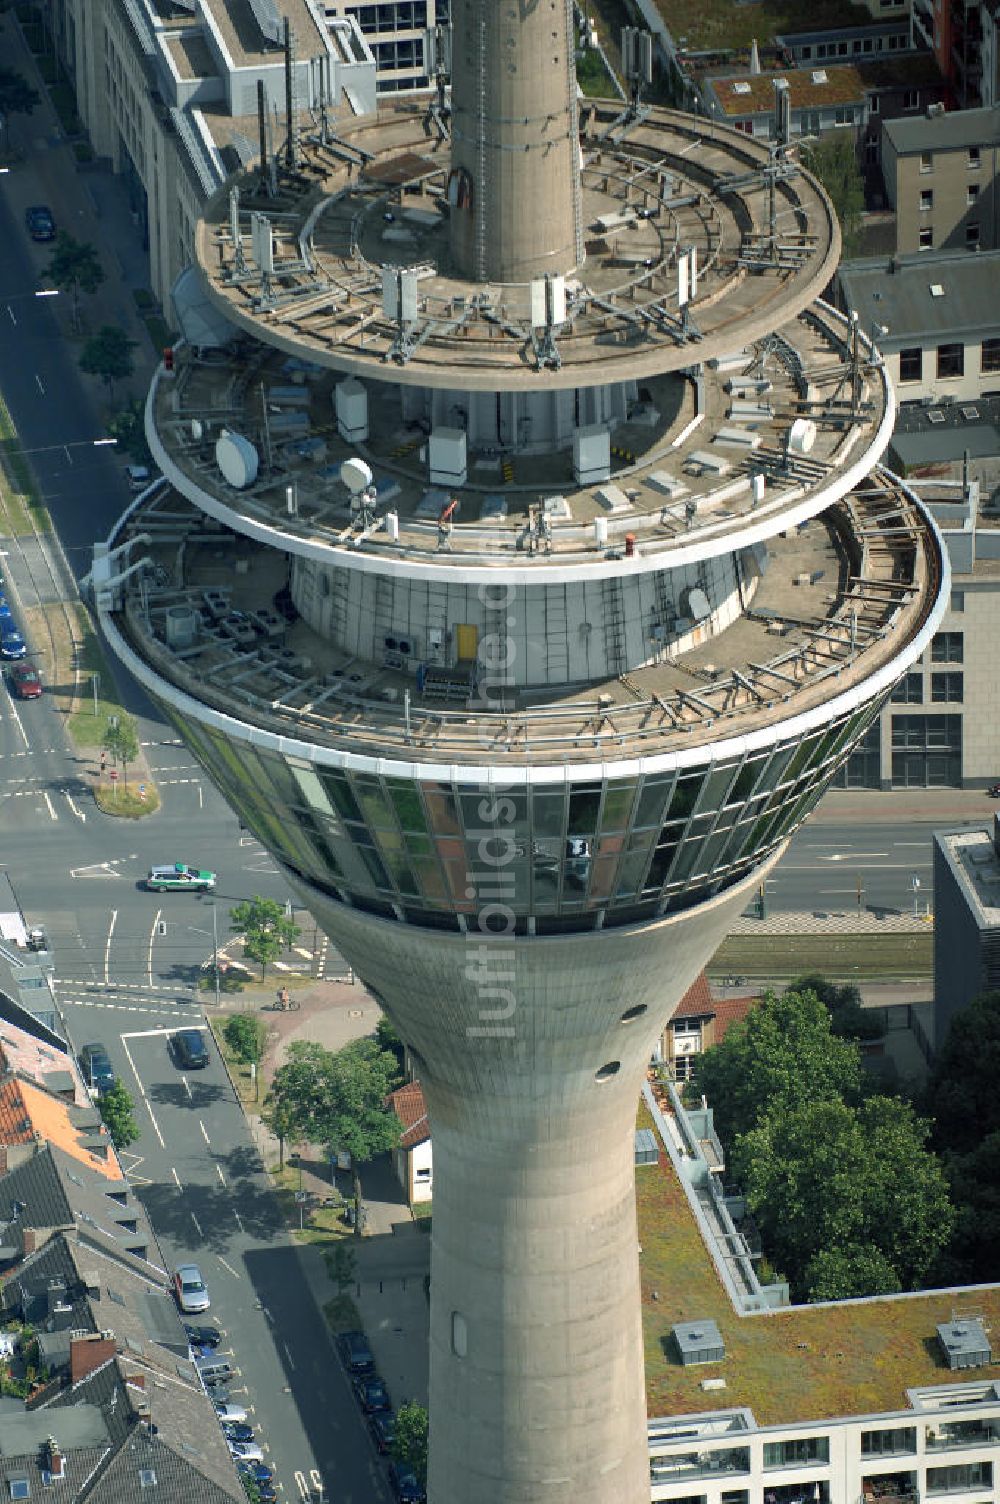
42, 790, 57, 821
120, 1033, 165, 1148
199, 1120, 210, 1145
172, 1166, 183, 1190
217, 1257, 241, 1280
191, 1211, 204, 1237
215, 1163, 226, 1187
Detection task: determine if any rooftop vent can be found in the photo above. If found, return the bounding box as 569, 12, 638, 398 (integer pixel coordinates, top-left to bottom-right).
732, 81, 752, 95
961, 406, 980, 421
927, 410, 946, 424
634, 1129, 658, 1167
930, 283, 945, 297
937, 1318, 991, 1370
673, 1319, 725, 1366
811, 69, 828, 84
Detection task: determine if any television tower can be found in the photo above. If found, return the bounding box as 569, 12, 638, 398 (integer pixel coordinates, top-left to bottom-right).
96, 6, 947, 1500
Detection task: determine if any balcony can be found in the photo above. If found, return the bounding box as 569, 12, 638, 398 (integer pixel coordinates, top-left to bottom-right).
863, 1475, 919, 1504
926, 1425, 999, 1452
650, 1449, 751, 1485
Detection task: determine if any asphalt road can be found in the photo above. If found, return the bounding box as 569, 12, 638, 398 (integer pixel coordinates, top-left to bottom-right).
765, 817, 941, 916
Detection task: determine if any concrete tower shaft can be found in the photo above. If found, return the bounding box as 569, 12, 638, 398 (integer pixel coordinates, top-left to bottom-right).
448, 0, 583, 282
283, 858, 779, 1504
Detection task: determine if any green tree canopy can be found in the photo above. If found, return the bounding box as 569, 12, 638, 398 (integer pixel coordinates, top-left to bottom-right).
733, 1094, 953, 1300
44, 233, 105, 330
101, 712, 139, 786
222, 1011, 266, 1066
98, 1080, 140, 1150
789, 973, 884, 1042
393, 1401, 428, 1484
925, 991, 1000, 1154
265, 1038, 400, 1232
937, 1130, 1000, 1285
0, 68, 39, 117
689, 987, 863, 1144
80, 324, 135, 400
107, 398, 152, 465
803, 1244, 902, 1303
801, 134, 864, 257
229, 896, 300, 980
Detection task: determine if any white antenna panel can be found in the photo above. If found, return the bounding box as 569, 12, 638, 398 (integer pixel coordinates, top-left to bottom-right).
191, 419, 204, 441
382, 269, 398, 320
788, 418, 817, 455
687, 587, 710, 621
251, 213, 274, 275
216, 430, 259, 490
678, 252, 690, 309
529, 279, 547, 331
548, 275, 567, 326
340, 457, 373, 495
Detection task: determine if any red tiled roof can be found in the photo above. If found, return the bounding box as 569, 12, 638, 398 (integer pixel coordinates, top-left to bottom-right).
388, 1081, 430, 1150
0, 1078, 35, 1145
675, 972, 713, 1019
708, 993, 759, 1042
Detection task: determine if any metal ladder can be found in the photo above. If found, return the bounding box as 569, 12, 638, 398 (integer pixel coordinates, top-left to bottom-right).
564, 0, 584, 265
474, 8, 489, 279
601, 578, 627, 676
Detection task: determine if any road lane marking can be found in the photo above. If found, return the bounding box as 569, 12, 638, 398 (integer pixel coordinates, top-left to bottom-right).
6, 306, 14, 325
3, 688, 29, 750
217, 1257, 241, 1280
69, 860, 125, 878
282, 1342, 296, 1371
42, 790, 57, 821
148, 910, 161, 988
199, 1119, 210, 1145
215, 1163, 226, 1187
34, 373, 44, 394
191, 1211, 204, 1237
120, 1033, 165, 1148
104, 910, 117, 985
64, 791, 85, 821
183, 1076, 192, 1099
233, 1211, 244, 1233
172, 1166, 183, 1190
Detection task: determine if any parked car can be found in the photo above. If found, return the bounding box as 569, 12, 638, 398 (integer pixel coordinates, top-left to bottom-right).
195, 1355, 233, 1387
352, 1373, 391, 1414
173, 1264, 210, 1314
25, 205, 55, 241
988, 782, 1000, 798
172, 1029, 210, 1069
388, 1462, 426, 1503
227, 1440, 264, 1464
0, 629, 26, 660
369, 1411, 396, 1454
257, 1488, 278, 1504
338, 1330, 375, 1374
184, 1324, 221, 1349
221, 1422, 255, 1444
213, 1401, 247, 1424
78, 1042, 115, 1096
126, 464, 154, 492
146, 862, 216, 892
0, 603, 12, 624
9, 665, 42, 700
235, 1462, 272, 1485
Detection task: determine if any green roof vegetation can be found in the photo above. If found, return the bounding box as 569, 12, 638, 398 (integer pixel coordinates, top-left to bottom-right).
651, 0, 875, 57
637, 1100, 1000, 1425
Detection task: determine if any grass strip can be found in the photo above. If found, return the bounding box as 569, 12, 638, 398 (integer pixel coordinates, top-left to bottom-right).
708, 929, 933, 981
0, 393, 49, 534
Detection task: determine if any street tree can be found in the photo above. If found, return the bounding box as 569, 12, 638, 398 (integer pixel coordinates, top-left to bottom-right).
688, 986, 863, 1145
98, 1080, 140, 1150
733, 1094, 953, 1300
938, 1131, 1000, 1285
264, 1038, 400, 1233
801, 134, 864, 257
789, 973, 884, 1043
925, 991, 1000, 1154
393, 1401, 429, 1485
324, 1240, 356, 1294
0, 68, 39, 120
80, 324, 135, 401
229, 896, 300, 980
101, 712, 139, 786
374, 1014, 405, 1071
222, 1011, 266, 1066
107, 398, 152, 465
44, 233, 105, 331
261, 1083, 298, 1171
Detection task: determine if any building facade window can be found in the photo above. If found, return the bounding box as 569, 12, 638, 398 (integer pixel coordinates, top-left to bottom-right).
968, 184, 980, 206
890, 714, 962, 787
919, 227, 933, 249
920, 189, 933, 210
968, 146, 981, 168
891, 671, 923, 704
982, 339, 1000, 373
936, 343, 964, 378
966, 223, 980, 248
899, 347, 923, 382
861, 1428, 917, 1457
931, 671, 963, 702
763, 1438, 830, 1469
932, 630, 964, 661
927, 1463, 992, 1493
910, 96, 924, 115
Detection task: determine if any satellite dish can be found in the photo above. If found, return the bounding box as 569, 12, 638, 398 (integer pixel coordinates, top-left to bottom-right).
340, 457, 374, 495
215, 430, 259, 490
191, 418, 204, 441
788, 418, 817, 455
687, 587, 710, 621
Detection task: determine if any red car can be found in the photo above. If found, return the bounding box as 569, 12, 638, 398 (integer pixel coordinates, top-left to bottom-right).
9, 665, 41, 699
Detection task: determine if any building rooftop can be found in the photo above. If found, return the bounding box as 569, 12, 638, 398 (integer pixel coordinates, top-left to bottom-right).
837, 250, 1000, 345
388, 1081, 430, 1150
637, 1102, 1000, 1425
192, 100, 840, 391
653, 0, 874, 58
709, 66, 866, 117
109, 469, 939, 768
200, 0, 327, 69
883, 104, 1000, 154
0, 1078, 120, 1177
934, 826, 1000, 929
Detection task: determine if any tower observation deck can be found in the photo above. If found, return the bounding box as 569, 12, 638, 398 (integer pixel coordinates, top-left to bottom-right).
96, 7, 947, 1502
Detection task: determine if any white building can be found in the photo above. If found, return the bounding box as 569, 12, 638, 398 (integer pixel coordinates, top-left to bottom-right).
388, 1080, 432, 1205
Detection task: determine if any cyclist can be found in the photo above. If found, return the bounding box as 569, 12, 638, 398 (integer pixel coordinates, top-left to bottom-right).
277, 985, 291, 1011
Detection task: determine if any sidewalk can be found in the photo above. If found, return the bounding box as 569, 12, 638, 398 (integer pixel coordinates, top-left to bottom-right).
0, 9, 158, 410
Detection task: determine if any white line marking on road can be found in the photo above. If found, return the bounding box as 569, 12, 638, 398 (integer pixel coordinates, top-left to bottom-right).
104, 910, 117, 986
6, 306, 14, 325
64, 445, 73, 465
817, 852, 889, 862
34, 373, 44, 395
294, 1472, 310, 1500
215, 1163, 226, 1187
282, 1342, 296, 1371
233, 1210, 244, 1233
197, 781, 203, 810
120, 1033, 166, 1148
191, 1212, 204, 1237
217, 1257, 241, 1280
64, 790, 85, 821
69, 860, 125, 878
199, 1119, 210, 1145
172, 1166, 183, 1190
183, 1075, 192, 1100
42, 790, 57, 821
3, 689, 29, 750
148, 910, 160, 988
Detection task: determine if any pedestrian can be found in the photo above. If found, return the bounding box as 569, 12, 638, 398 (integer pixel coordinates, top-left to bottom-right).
277, 985, 290, 1010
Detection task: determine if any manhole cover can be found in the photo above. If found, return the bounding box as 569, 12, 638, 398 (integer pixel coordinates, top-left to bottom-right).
348, 1009, 365, 1018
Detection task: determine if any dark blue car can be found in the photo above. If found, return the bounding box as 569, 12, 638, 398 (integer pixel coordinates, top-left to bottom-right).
0, 629, 26, 660
388, 1462, 425, 1503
